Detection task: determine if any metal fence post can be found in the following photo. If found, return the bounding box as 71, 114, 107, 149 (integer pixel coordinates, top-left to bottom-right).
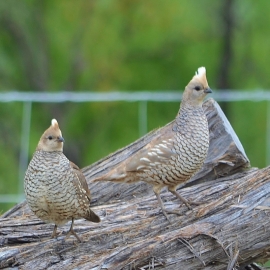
138, 101, 148, 137
18, 101, 32, 197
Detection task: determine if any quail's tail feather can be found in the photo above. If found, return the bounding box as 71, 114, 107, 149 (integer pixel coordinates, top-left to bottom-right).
93, 167, 127, 183
86, 209, 101, 223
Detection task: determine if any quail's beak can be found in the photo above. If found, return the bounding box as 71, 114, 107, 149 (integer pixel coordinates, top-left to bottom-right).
57, 136, 65, 143
204, 87, 212, 94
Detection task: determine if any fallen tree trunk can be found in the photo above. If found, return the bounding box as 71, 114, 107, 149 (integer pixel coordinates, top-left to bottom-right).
1, 99, 270, 270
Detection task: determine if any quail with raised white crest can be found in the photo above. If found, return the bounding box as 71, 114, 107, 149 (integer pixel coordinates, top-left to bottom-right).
94, 67, 212, 220
24, 119, 100, 242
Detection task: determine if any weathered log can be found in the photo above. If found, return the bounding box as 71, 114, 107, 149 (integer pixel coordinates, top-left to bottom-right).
1, 98, 270, 270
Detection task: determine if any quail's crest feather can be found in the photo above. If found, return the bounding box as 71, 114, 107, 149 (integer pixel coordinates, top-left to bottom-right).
195, 66, 206, 77
51, 118, 58, 126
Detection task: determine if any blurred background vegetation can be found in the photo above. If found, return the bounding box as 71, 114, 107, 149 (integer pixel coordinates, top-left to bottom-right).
0, 0, 270, 218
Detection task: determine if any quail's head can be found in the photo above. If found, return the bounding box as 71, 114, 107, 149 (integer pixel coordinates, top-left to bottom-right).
182, 67, 212, 105
36, 119, 65, 152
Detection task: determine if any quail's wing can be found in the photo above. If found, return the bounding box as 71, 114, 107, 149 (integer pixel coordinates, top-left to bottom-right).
70, 161, 91, 200
70, 161, 101, 223
125, 130, 177, 172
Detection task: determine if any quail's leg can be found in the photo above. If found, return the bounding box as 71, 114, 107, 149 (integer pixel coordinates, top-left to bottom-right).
153, 190, 182, 223
65, 218, 82, 242
169, 189, 202, 210
51, 224, 58, 238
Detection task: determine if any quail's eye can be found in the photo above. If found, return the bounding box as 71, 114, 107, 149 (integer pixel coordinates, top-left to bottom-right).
48, 136, 53, 140
194, 86, 201, 91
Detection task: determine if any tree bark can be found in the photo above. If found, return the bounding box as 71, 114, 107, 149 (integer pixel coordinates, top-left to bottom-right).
1, 99, 270, 270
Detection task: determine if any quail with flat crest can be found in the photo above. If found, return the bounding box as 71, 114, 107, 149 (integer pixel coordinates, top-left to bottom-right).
24, 119, 100, 242
93, 67, 212, 221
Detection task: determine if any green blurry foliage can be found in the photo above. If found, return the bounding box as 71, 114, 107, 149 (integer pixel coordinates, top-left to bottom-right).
230, 101, 267, 168
0, 0, 270, 214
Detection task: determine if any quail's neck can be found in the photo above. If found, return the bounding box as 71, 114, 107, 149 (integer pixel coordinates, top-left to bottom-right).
180, 98, 203, 110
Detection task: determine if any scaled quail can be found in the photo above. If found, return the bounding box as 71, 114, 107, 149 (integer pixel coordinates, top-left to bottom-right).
24, 119, 100, 242
94, 67, 212, 221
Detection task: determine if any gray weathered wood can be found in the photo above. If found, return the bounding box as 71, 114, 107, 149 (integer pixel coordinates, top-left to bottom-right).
2, 98, 269, 270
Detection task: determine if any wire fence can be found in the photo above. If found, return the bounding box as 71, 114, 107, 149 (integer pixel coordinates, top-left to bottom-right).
1, 90, 270, 204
